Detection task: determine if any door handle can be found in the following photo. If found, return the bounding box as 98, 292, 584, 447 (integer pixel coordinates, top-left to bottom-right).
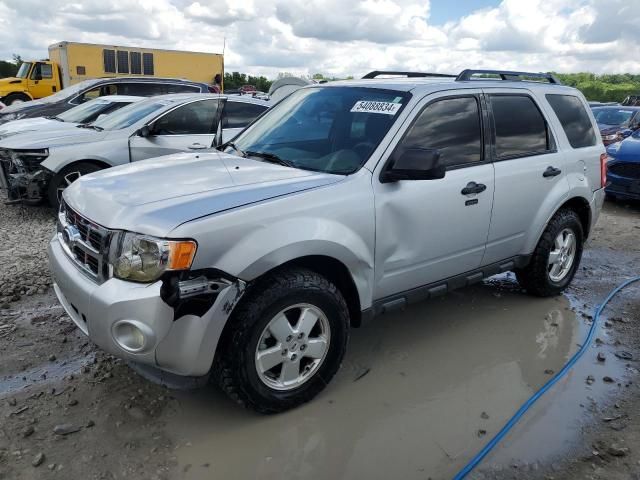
188, 143, 208, 150
461, 181, 487, 195
543, 166, 562, 178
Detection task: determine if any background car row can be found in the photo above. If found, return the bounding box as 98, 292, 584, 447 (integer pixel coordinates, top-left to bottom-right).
0, 91, 270, 207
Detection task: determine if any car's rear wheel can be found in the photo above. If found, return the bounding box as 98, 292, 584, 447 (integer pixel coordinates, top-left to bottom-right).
213, 267, 349, 414
516, 209, 584, 297
47, 162, 103, 209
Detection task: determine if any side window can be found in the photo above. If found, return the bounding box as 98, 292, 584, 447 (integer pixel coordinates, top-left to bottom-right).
222, 102, 268, 128
103, 49, 116, 73
115, 83, 164, 96
117, 51, 130, 74
153, 100, 220, 135
491, 95, 551, 158
30, 63, 52, 80
398, 96, 482, 168
130, 52, 142, 75
75, 84, 117, 103
162, 84, 201, 94
545, 94, 597, 148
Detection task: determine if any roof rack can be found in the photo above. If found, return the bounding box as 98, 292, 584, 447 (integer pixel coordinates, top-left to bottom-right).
456, 69, 562, 84
362, 70, 457, 79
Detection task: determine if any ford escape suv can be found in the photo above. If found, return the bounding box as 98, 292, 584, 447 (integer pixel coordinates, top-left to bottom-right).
48, 69, 606, 413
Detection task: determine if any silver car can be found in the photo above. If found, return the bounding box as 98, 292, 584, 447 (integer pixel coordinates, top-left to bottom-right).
0, 93, 270, 206
48, 69, 606, 413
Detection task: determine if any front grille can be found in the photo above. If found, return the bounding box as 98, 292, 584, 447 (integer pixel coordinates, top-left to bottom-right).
609, 162, 640, 179
58, 200, 115, 283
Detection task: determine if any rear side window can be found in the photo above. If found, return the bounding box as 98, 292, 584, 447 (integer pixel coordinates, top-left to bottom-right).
546, 94, 597, 148
116, 83, 164, 96
162, 83, 201, 94
399, 96, 482, 168
491, 95, 551, 158
222, 102, 268, 129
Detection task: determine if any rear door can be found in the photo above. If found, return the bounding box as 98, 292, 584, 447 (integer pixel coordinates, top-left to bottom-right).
482, 89, 570, 265
373, 90, 495, 299
129, 99, 221, 161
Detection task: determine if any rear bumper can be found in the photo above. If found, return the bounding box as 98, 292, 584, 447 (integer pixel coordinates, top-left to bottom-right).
590, 188, 606, 230
48, 235, 245, 377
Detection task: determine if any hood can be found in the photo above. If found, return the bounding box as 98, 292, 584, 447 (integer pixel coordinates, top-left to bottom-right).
63, 151, 344, 236
0, 77, 25, 93
607, 134, 640, 163
0, 127, 106, 149
599, 125, 623, 135
0, 117, 77, 138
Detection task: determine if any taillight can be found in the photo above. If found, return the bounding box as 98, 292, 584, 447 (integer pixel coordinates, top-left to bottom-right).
600, 153, 608, 188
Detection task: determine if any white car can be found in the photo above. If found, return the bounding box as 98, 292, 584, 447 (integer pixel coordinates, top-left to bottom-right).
0, 95, 143, 139
0, 93, 270, 206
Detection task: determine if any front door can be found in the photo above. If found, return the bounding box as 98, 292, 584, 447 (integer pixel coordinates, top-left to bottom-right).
27, 62, 57, 99
373, 92, 495, 299
129, 99, 221, 161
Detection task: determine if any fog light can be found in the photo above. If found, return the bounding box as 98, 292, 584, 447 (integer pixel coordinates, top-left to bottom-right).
112, 320, 154, 353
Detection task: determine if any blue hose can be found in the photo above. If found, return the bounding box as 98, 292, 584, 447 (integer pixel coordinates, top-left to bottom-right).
453, 275, 640, 480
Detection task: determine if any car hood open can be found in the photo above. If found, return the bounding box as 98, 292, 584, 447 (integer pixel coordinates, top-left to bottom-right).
63, 151, 344, 237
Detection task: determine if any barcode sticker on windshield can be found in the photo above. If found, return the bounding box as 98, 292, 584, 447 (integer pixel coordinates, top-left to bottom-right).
351, 101, 401, 115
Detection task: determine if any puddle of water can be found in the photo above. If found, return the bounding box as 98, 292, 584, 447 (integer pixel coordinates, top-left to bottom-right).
0, 353, 93, 399
163, 277, 587, 480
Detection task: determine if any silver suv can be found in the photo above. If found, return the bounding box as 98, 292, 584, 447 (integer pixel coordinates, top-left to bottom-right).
47, 69, 606, 413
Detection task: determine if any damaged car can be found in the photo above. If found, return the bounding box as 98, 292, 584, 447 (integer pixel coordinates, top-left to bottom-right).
48, 70, 606, 413
0, 93, 269, 206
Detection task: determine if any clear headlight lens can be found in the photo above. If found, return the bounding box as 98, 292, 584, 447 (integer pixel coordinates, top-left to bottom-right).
113, 233, 197, 282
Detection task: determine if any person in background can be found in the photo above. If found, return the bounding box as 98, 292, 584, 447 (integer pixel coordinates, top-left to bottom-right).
211, 74, 222, 93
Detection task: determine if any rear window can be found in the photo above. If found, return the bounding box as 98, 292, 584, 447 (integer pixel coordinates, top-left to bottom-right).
491, 95, 551, 158
546, 94, 598, 148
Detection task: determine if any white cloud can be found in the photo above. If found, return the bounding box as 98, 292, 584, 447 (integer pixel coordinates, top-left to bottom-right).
1, 0, 639, 78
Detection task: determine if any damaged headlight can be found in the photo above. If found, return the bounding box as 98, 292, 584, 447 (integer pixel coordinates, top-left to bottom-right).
10, 149, 49, 168
113, 232, 197, 283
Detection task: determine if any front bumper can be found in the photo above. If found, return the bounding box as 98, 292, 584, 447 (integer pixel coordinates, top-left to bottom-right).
48, 235, 245, 377
0, 153, 50, 202
606, 172, 640, 200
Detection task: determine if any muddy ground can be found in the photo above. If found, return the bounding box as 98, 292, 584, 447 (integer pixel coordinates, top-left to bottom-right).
0, 199, 638, 480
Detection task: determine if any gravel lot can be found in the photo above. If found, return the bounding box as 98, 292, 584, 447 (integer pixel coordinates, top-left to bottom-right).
0, 197, 638, 480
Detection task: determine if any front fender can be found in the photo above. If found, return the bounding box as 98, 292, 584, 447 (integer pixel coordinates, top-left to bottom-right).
174, 172, 376, 309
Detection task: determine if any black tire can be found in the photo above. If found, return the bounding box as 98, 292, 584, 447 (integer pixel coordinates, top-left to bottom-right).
516, 209, 584, 297
47, 162, 103, 208
213, 267, 350, 414
3, 93, 31, 106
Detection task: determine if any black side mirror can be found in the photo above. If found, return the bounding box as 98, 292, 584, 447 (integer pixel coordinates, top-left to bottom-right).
381, 147, 446, 183
138, 125, 152, 137
34, 73, 42, 81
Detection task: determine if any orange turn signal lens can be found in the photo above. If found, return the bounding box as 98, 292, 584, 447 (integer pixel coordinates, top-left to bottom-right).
167, 240, 197, 270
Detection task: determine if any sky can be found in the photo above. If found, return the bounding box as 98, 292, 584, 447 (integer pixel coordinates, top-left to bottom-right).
0, 0, 639, 79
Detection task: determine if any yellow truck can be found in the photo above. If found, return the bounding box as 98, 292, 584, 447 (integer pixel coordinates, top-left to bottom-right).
0, 41, 224, 105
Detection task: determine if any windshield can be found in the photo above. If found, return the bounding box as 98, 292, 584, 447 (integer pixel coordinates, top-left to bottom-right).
592, 108, 635, 127
92, 99, 169, 130
56, 98, 131, 124
228, 86, 411, 174
16, 62, 32, 78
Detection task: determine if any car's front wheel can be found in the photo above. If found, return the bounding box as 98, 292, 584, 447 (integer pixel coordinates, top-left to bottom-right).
516, 209, 584, 297
214, 267, 350, 414
47, 162, 103, 208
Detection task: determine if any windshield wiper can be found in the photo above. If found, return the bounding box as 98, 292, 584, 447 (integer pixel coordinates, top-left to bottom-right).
245, 150, 295, 168
45, 115, 64, 122
76, 124, 104, 131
